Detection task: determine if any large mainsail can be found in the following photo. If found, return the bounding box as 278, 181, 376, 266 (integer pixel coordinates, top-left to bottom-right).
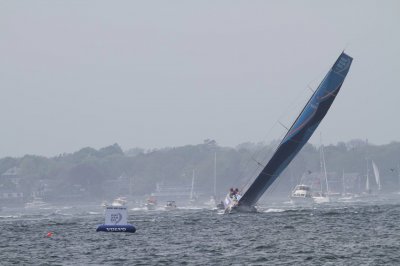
237, 52, 353, 209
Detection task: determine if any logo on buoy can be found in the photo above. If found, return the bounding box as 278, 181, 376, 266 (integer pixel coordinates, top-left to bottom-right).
110, 213, 122, 224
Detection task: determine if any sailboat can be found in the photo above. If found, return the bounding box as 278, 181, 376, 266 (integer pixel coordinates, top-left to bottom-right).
189, 169, 196, 205
338, 170, 355, 201
361, 159, 382, 197
224, 52, 353, 213
365, 158, 371, 194
204, 152, 225, 209
372, 160, 381, 191
313, 144, 330, 204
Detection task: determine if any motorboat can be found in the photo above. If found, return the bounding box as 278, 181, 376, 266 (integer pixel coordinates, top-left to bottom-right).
111, 197, 128, 207
290, 185, 313, 205
145, 196, 157, 210
164, 201, 177, 210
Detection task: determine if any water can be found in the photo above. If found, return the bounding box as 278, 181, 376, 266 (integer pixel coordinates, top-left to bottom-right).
1, 199, 400, 265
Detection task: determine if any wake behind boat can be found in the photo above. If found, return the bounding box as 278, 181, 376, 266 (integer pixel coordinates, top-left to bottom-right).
224, 52, 353, 213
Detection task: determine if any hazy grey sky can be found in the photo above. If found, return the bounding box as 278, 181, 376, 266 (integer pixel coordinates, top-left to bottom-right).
1, 1, 399, 157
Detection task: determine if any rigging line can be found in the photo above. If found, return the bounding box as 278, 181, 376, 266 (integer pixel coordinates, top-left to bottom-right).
236, 146, 266, 189
236, 140, 277, 192
240, 131, 287, 192
235, 62, 331, 194
278, 121, 289, 131
240, 161, 264, 192
238, 86, 313, 186
259, 130, 287, 164
264, 168, 285, 198
249, 155, 265, 168
252, 84, 315, 161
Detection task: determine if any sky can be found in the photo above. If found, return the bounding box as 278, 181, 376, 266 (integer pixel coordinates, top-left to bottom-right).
1, 0, 399, 158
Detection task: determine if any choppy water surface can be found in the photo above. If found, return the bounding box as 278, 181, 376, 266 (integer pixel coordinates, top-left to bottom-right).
1, 198, 400, 265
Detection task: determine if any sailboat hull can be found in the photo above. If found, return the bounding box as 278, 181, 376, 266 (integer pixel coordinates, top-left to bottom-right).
225, 204, 257, 214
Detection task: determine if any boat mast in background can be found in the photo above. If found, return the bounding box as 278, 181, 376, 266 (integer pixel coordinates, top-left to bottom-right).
365, 139, 371, 194
342, 169, 346, 195
365, 162, 371, 193
190, 169, 195, 202
398, 162, 400, 191
320, 133, 330, 195
214, 152, 217, 198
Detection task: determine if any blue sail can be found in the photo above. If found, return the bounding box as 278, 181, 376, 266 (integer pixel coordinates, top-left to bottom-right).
237, 52, 353, 209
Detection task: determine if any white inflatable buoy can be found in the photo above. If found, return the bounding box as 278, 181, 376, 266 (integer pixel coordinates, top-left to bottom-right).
96, 206, 136, 233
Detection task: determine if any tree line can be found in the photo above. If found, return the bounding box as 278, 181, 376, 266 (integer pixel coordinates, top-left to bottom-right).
1, 139, 399, 202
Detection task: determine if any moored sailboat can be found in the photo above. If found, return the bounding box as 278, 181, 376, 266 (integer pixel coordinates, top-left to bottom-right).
372, 160, 382, 192
312, 143, 330, 204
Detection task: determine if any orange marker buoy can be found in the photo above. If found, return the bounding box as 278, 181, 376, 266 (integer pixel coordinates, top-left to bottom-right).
46, 232, 53, 237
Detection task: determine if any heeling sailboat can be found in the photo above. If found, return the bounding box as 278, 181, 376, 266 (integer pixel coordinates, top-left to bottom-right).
226, 52, 353, 213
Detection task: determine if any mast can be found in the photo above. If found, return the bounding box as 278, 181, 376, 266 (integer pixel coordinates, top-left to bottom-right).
214, 152, 217, 198
319, 133, 329, 194
320, 145, 329, 194
342, 169, 346, 195
365, 139, 370, 193
190, 169, 195, 200
129, 175, 134, 195
366, 159, 370, 192
398, 162, 400, 191
319, 152, 324, 193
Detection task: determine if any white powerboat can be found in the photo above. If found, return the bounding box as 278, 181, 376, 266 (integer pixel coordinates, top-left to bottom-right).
290, 185, 313, 205
112, 197, 128, 207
